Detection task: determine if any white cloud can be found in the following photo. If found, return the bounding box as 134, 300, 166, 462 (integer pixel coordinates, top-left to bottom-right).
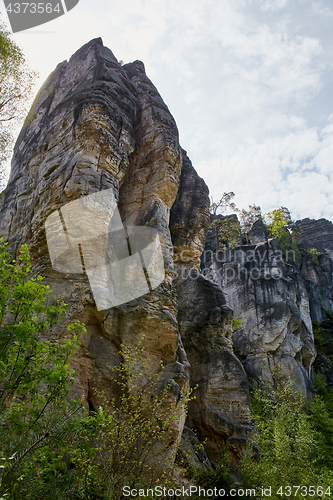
260, 0, 290, 12
197, 118, 333, 221
311, 1, 333, 18
1, 0, 332, 222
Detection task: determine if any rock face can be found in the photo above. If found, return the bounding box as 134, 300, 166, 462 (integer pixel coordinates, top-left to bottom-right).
0, 38, 255, 464
211, 239, 316, 397
0, 38, 187, 458
170, 153, 255, 460
2, 37, 331, 469
296, 218, 333, 323
297, 218, 333, 258
295, 218, 333, 388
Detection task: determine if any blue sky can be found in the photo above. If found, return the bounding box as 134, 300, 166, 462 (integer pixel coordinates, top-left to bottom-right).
1, 0, 333, 221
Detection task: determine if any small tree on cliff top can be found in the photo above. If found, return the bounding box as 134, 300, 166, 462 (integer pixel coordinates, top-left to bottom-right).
237, 204, 262, 243
264, 206, 301, 261
210, 192, 238, 249
210, 194, 262, 249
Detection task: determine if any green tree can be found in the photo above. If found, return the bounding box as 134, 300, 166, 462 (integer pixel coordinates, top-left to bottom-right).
240, 381, 333, 498
0, 21, 36, 177
237, 204, 262, 243
71, 340, 193, 499
210, 192, 237, 249
215, 216, 241, 249
0, 239, 85, 499
309, 374, 333, 471
308, 247, 321, 263
264, 206, 300, 262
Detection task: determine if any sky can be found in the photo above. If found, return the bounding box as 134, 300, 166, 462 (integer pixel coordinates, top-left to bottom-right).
1, 0, 333, 222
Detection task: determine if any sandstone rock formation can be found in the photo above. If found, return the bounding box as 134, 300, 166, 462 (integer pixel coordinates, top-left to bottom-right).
2, 37, 330, 470
297, 218, 333, 323
170, 152, 255, 460
211, 239, 316, 398
297, 218, 333, 258
294, 218, 333, 389
0, 38, 255, 464
0, 38, 187, 459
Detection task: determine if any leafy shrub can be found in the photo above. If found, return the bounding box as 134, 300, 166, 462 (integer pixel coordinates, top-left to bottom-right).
0, 239, 85, 498
232, 317, 243, 330
71, 339, 193, 499
239, 381, 333, 498
308, 247, 321, 263
192, 447, 236, 499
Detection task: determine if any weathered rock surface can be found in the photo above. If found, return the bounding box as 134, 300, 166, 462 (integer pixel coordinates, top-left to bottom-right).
248, 218, 269, 246
177, 426, 212, 470
211, 239, 316, 397
0, 38, 257, 465
297, 218, 333, 258
0, 38, 188, 457
296, 218, 333, 323
170, 156, 255, 460
170, 151, 211, 269
3, 37, 331, 472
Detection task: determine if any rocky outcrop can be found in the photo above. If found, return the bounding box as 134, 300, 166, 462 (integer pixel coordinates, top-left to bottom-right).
297, 218, 333, 258
296, 218, 333, 323
170, 151, 210, 269
0, 38, 188, 458
3, 37, 330, 472
170, 155, 255, 461
299, 253, 333, 324
248, 218, 269, 246
173, 269, 256, 461
0, 38, 257, 466
211, 239, 316, 397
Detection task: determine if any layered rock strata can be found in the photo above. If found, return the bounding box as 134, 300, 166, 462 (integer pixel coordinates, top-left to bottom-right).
0, 38, 188, 456
296, 218, 333, 323
0, 38, 256, 463
170, 152, 255, 461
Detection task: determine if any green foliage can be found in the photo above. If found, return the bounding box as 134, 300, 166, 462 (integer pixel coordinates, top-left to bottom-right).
0, 239, 86, 499
264, 206, 292, 254
239, 381, 333, 498
0, 242, 203, 499
237, 204, 262, 241
192, 447, 236, 499
308, 377, 333, 471
211, 217, 241, 249
71, 339, 193, 499
232, 316, 243, 330
263, 206, 301, 263
312, 321, 333, 361
0, 21, 36, 173
308, 247, 321, 263
210, 193, 237, 249
312, 321, 326, 353
209, 194, 262, 248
